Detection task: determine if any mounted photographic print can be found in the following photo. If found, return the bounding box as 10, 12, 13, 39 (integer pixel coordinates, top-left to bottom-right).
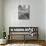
18, 5, 30, 20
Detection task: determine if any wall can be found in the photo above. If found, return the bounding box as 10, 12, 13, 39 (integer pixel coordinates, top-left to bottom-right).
4, 0, 45, 40
32, 0, 45, 40
45, 0, 46, 40
0, 0, 3, 38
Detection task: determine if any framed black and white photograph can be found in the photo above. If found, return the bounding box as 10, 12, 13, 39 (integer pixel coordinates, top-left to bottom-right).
18, 5, 30, 20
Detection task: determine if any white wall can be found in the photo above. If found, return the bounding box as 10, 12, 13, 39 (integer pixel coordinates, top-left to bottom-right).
32, 0, 45, 40
0, 0, 2, 28
4, 0, 45, 40
0, 0, 3, 38
45, 0, 46, 40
